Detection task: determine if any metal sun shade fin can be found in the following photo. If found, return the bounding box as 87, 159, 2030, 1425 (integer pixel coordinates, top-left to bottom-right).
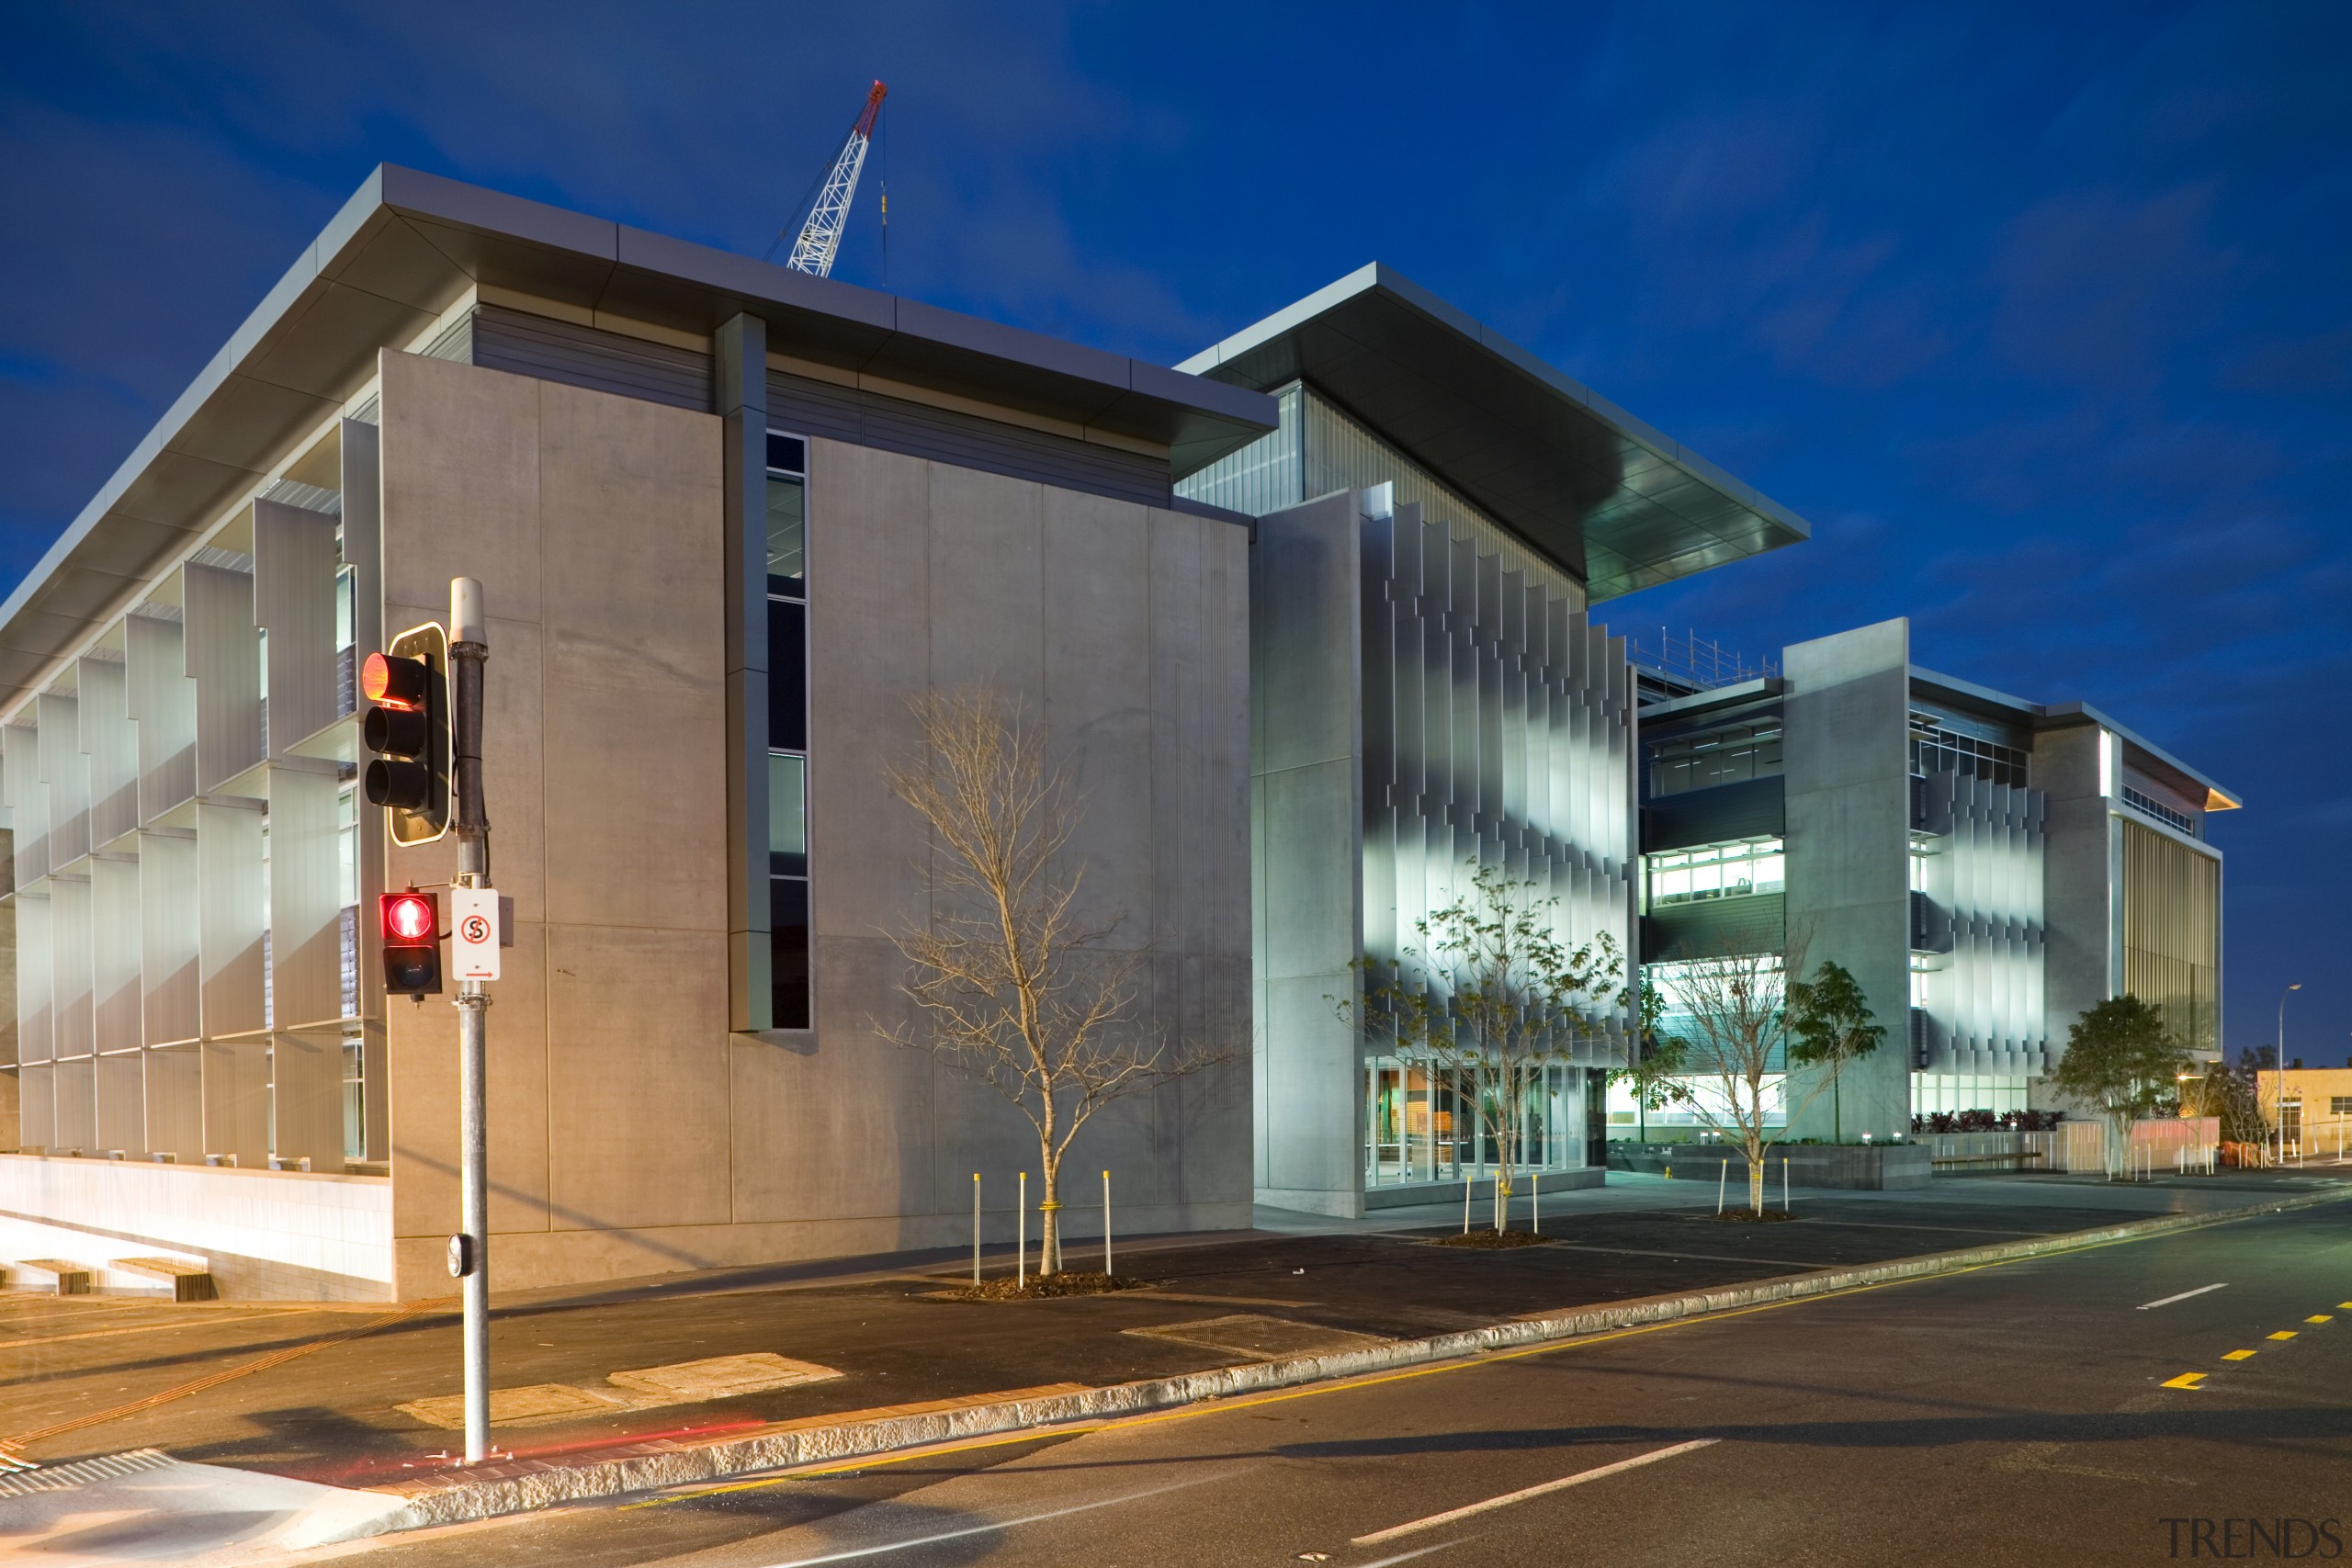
126, 612, 198, 824
267, 763, 345, 1170
197, 799, 266, 1164
254, 500, 342, 755
186, 560, 263, 795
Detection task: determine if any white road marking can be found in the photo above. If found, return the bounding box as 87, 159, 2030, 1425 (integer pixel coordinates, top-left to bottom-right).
2139, 1283, 2229, 1310
1351, 1438, 1721, 1545
759, 1472, 1218, 1565
1353, 1540, 1469, 1567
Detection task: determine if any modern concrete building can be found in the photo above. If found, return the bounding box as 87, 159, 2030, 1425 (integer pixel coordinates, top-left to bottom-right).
0, 173, 2241, 1297
0, 165, 1272, 1298
1624, 618, 2238, 1141
1175, 267, 1809, 1215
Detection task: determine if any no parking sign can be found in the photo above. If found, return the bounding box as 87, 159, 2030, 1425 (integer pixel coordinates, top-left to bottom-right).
452, 886, 501, 982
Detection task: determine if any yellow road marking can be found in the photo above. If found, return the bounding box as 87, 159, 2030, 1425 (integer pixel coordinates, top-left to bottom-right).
0, 1310, 303, 1351
2305, 1315, 2334, 1325
2162, 1372, 2207, 1389
2222, 1349, 2256, 1361
2268, 1331, 2298, 1341
2339, 1303, 2352, 1311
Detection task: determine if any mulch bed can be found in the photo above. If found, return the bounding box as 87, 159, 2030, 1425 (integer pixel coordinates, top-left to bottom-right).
929, 1270, 1155, 1301
1705, 1208, 1799, 1223
1430, 1229, 1553, 1249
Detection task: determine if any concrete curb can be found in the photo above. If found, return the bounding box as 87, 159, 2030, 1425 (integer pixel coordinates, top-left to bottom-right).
368, 1185, 2349, 1534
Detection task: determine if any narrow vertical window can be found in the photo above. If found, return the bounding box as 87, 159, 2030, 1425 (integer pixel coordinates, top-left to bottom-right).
764, 433, 811, 1028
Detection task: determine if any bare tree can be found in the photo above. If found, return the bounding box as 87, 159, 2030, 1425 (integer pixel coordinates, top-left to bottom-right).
883, 689, 1222, 1275
1649, 935, 1879, 1214
1348, 861, 1624, 1233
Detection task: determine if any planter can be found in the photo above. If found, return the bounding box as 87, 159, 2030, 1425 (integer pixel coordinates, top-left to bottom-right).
1611, 1142, 1933, 1191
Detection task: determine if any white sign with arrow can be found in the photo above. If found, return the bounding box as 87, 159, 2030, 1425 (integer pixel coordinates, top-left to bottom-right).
451, 886, 501, 983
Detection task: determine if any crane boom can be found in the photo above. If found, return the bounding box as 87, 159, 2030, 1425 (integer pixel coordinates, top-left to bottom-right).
786, 80, 888, 278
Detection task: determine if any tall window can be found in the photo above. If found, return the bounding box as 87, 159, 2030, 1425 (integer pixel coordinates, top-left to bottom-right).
765, 433, 810, 1029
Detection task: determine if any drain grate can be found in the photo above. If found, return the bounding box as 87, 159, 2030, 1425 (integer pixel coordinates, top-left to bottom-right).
0, 1447, 171, 1497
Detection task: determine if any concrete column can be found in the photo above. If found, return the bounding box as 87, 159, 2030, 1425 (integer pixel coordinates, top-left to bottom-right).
1781, 619, 1913, 1141
716, 313, 772, 1032
1250, 489, 1365, 1217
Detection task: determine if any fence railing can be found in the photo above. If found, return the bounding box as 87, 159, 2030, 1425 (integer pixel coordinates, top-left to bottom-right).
1917, 1119, 2219, 1176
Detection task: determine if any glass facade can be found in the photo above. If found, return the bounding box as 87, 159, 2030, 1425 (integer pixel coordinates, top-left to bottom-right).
1364, 1059, 1587, 1184
1644, 837, 1784, 908
765, 433, 811, 1030
1648, 717, 1782, 797
1909, 713, 2027, 787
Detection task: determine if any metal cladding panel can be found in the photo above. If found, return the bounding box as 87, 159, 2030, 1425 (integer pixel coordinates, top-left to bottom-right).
4, 720, 48, 887
126, 611, 198, 822
50, 874, 93, 1064
1914, 769, 2050, 1077
140, 829, 200, 1045
1356, 491, 1634, 1066
254, 500, 342, 753
80, 657, 140, 847
37, 694, 88, 869
266, 763, 343, 1031
142, 1043, 201, 1161
196, 800, 266, 1040
95, 1050, 145, 1157
91, 852, 141, 1055
185, 562, 263, 795
16, 887, 51, 1069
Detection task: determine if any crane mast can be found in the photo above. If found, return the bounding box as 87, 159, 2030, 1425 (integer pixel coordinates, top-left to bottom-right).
786, 80, 887, 278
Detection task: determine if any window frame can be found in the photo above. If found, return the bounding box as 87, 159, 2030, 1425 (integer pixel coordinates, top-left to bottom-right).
763, 429, 813, 1032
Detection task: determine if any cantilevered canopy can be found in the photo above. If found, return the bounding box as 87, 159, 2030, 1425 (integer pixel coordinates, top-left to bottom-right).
1180, 264, 1811, 600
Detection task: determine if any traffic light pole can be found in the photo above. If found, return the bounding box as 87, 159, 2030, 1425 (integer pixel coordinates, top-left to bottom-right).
449, 578, 492, 1464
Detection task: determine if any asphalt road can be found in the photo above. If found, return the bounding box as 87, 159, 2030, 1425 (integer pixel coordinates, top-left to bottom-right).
299, 1200, 2352, 1568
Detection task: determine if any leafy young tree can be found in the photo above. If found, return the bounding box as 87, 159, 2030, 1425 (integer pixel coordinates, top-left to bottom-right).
1784, 961, 1885, 1144
883, 689, 1225, 1275
2048, 994, 2192, 1179
1347, 862, 1625, 1233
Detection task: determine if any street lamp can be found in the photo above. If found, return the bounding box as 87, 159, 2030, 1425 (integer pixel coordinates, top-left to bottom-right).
2277, 984, 2302, 1168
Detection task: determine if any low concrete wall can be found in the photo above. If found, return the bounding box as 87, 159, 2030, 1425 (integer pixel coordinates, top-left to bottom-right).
1363, 1168, 1604, 1211
0, 1153, 393, 1300
1611, 1142, 1933, 1190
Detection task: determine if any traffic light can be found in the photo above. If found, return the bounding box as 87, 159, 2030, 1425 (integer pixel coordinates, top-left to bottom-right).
362, 620, 450, 845
380, 890, 442, 997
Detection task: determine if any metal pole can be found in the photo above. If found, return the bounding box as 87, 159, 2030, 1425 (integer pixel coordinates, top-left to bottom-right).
1717, 1159, 1727, 1215
2278, 985, 2301, 1169
1782, 1157, 1789, 1213
1017, 1172, 1026, 1290
1532, 1169, 1540, 1235
972, 1174, 980, 1288
1102, 1170, 1112, 1277
448, 578, 492, 1466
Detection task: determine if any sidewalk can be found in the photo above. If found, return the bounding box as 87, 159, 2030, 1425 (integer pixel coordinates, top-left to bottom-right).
2, 1168, 2344, 1551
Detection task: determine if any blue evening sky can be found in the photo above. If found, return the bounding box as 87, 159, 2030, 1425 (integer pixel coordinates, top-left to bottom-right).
3, 3, 2346, 1060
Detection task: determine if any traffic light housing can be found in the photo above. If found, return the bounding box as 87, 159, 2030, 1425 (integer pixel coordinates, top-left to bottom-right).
380, 890, 442, 997
362, 621, 450, 845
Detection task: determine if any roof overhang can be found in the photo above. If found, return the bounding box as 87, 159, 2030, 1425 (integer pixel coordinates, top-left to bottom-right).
1179, 264, 1811, 600
1910, 668, 2242, 813
0, 164, 1277, 715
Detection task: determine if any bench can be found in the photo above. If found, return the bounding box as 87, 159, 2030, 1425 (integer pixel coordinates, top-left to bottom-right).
116, 1258, 219, 1302
1930, 1151, 2047, 1169
16, 1259, 93, 1295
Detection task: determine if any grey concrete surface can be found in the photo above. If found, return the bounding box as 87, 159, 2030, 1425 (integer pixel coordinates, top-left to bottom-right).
274, 1195, 2352, 1567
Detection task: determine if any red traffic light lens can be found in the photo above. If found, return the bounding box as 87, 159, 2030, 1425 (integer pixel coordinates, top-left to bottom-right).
383, 892, 435, 942
363, 651, 429, 710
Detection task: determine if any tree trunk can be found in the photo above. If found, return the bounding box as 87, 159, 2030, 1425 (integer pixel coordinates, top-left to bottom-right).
1748, 1156, 1766, 1214
1040, 1154, 1062, 1274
